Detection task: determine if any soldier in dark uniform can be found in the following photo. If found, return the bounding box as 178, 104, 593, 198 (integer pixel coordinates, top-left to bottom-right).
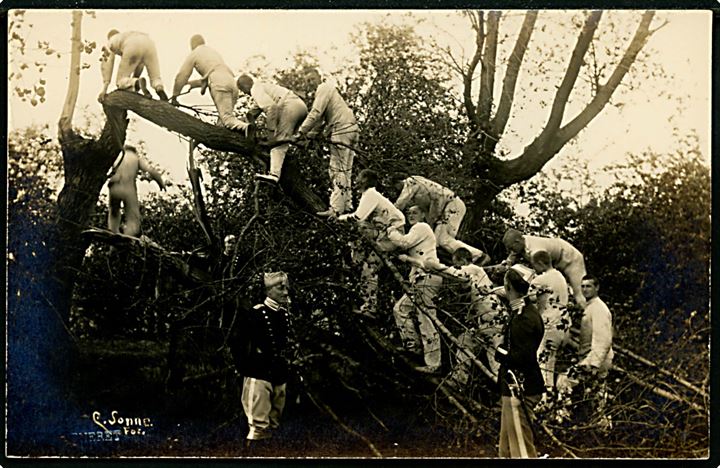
495, 265, 545, 458
232, 271, 291, 446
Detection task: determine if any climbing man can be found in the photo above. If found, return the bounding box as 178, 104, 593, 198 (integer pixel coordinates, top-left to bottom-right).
502, 228, 587, 308
236, 75, 308, 184
232, 272, 292, 451
172, 34, 251, 134
389, 205, 443, 374
98, 30, 168, 101
440, 247, 508, 384
107, 145, 166, 237
392, 174, 489, 263
293, 69, 359, 216
528, 249, 571, 393
338, 169, 405, 318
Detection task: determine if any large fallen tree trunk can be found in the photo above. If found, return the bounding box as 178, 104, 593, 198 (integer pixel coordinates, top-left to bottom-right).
102, 90, 325, 212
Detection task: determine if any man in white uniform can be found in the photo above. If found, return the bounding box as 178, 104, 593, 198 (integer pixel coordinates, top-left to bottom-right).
388, 205, 443, 374
99, 30, 168, 101
237, 75, 308, 183
502, 228, 587, 307
294, 69, 359, 216
172, 35, 250, 134
338, 169, 405, 318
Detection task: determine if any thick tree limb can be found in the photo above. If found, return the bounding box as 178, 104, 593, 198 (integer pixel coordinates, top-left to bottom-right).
490, 11, 537, 140
552, 11, 656, 153
58, 10, 82, 138
102, 90, 325, 212
462, 10, 484, 125
476, 11, 500, 125
81, 227, 212, 284
540, 10, 603, 142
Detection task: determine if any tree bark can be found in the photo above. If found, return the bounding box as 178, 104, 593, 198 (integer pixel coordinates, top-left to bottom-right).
102, 90, 325, 212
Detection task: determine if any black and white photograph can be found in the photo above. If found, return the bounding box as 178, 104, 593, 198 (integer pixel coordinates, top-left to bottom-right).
6, 7, 713, 460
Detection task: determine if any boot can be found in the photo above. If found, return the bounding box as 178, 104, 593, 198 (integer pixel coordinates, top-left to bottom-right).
155, 85, 169, 101
138, 78, 152, 98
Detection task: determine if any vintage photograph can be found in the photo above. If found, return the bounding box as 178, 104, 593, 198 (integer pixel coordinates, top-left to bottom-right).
6, 8, 711, 459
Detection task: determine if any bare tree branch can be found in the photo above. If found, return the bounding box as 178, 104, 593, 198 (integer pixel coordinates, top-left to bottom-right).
551, 11, 656, 152
476, 11, 500, 125
462, 10, 484, 125
58, 10, 82, 138
539, 10, 603, 142
490, 10, 537, 140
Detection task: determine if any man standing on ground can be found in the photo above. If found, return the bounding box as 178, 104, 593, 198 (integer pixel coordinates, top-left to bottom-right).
556, 275, 614, 427
496, 266, 545, 458
557, 275, 614, 389
233, 272, 292, 449
293, 69, 359, 216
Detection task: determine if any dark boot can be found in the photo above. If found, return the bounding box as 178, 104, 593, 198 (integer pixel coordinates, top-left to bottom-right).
244, 438, 267, 457
156, 86, 169, 101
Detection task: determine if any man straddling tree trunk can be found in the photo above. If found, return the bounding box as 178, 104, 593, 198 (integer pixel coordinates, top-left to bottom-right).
98, 30, 168, 102
172, 34, 252, 135
236, 75, 308, 184
231, 272, 292, 452
292, 69, 359, 217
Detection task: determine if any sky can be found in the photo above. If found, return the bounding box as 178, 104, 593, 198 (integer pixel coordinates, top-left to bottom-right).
7, 9, 712, 197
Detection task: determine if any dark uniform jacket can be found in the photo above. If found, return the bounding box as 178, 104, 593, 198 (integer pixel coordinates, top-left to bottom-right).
231, 298, 290, 385
499, 299, 545, 397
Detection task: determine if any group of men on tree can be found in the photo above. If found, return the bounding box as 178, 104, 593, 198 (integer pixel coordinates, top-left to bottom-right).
97, 29, 614, 458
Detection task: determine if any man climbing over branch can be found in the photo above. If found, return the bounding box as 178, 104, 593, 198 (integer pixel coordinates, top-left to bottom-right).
236, 75, 308, 184
172, 34, 252, 135
98, 29, 168, 102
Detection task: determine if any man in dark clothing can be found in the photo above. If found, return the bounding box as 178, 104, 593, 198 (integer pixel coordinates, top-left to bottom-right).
496, 265, 545, 458
232, 272, 291, 444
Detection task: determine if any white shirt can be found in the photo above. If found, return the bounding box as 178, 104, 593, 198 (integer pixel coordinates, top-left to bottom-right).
298, 79, 356, 135
578, 296, 614, 370
530, 268, 569, 323
387, 222, 438, 281
444, 264, 493, 309
250, 82, 292, 112
523, 235, 584, 271
338, 187, 405, 229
